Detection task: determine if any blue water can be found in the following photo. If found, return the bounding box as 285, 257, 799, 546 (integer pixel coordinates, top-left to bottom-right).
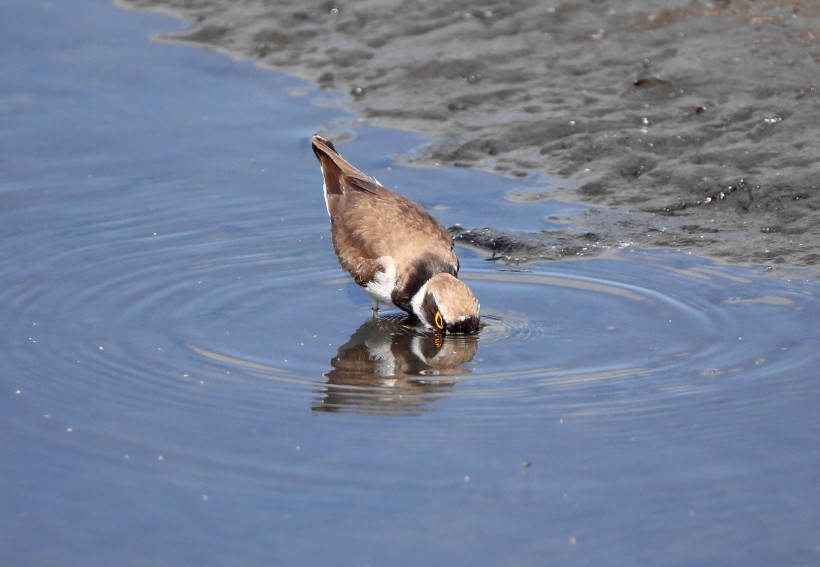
1, 1, 818, 565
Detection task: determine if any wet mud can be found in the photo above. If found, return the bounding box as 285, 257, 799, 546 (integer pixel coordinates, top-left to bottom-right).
119, 0, 820, 276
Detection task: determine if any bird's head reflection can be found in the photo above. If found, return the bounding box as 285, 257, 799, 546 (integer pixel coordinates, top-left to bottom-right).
314, 315, 480, 414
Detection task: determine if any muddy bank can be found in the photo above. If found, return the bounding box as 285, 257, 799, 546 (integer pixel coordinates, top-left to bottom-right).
118, 0, 820, 276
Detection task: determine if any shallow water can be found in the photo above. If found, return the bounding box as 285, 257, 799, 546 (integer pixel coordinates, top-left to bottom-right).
2, 1, 819, 565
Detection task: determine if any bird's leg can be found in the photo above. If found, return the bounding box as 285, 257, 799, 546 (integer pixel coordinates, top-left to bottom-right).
370, 298, 380, 318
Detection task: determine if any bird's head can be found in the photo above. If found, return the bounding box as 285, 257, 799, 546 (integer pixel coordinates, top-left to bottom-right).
411, 273, 480, 334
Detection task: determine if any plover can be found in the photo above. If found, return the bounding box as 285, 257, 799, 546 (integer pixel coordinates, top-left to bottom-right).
311, 135, 480, 334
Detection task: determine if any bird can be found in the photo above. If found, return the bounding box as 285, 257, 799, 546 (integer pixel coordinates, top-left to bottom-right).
311, 134, 480, 334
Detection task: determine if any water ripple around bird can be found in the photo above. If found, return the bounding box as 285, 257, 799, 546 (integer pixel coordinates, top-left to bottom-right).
11, 195, 809, 424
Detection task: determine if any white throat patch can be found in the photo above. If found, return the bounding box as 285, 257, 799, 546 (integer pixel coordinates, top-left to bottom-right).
409, 279, 433, 329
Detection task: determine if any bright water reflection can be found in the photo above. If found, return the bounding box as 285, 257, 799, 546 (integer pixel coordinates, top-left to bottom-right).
1, 1, 818, 566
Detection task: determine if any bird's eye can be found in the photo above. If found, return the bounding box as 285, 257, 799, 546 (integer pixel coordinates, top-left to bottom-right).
434, 311, 444, 330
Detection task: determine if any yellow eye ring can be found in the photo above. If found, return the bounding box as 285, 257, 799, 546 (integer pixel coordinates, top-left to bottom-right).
434, 311, 444, 330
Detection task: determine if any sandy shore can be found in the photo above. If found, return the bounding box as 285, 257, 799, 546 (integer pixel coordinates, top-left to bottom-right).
119, 0, 820, 276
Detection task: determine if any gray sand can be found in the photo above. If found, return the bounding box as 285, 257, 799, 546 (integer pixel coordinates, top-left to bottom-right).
120, 0, 820, 276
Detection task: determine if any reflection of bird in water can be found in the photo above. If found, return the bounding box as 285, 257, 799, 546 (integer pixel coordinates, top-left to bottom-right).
313, 315, 480, 415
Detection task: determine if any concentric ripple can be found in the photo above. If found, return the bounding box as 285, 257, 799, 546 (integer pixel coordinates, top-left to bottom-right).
6, 165, 819, 425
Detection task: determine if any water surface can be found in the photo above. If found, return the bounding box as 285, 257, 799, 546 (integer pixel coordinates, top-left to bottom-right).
1, 1, 818, 566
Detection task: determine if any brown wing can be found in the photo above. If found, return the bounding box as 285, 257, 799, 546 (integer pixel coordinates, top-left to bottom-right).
330, 175, 457, 280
